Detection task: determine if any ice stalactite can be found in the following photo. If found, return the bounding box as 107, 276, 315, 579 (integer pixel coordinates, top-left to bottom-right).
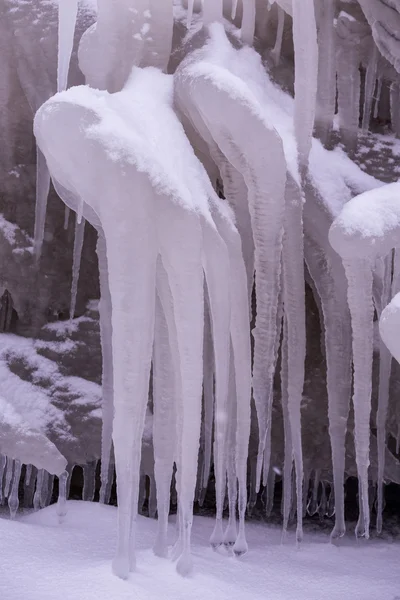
271, 6, 285, 66
343, 259, 373, 538
33, 148, 51, 262
152, 262, 177, 558
335, 12, 366, 154
35, 66, 250, 577
4, 457, 13, 500
231, 0, 239, 20
33, 469, 44, 511
292, 0, 318, 170
25, 464, 32, 486
280, 316, 292, 535
8, 459, 21, 519
0, 455, 5, 505
329, 183, 400, 537
223, 351, 238, 546
56, 471, 68, 523
282, 175, 305, 542
303, 190, 352, 539
97, 233, 114, 506
241, 0, 256, 46
146, 0, 174, 71
314, 0, 336, 145
362, 43, 379, 131
64, 207, 70, 230
375, 256, 392, 534
202, 303, 214, 491
70, 216, 85, 321
174, 26, 286, 499
83, 461, 97, 502
209, 196, 252, 556
380, 293, 400, 364
358, 0, 400, 74
57, 0, 78, 93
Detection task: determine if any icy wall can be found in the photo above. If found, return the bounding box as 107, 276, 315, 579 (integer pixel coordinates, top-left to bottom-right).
1, 0, 400, 579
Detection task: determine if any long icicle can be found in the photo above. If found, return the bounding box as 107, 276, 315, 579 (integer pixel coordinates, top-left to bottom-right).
57, 0, 79, 93
70, 215, 85, 321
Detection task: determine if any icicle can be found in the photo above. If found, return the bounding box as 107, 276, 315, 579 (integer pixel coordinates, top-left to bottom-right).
187, 0, 195, 27
223, 351, 238, 547
83, 460, 96, 502
64, 206, 70, 230
33, 469, 44, 511
315, 0, 336, 145
292, 0, 318, 171
304, 230, 352, 539
281, 315, 293, 535
25, 464, 32, 486
374, 78, 383, 119
376, 256, 392, 534
70, 216, 85, 321
8, 460, 21, 519
264, 467, 276, 518
241, 0, 256, 46
336, 14, 362, 154
307, 470, 320, 516
344, 258, 374, 539
4, 457, 14, 499
0, 455, 6, 505
202, 0, 223, 24
362, 44, 379, 131
271, 6, 285, 66
202, 301, 214, 490
97, 233, 114, 505
33, 147, 51, 261
152, 264, 178, 558
57, 0, 79, 93
231, 0, 239, 19
57, 470, 68, 524
40, 470, 49, 508
282, 176, 306, 543
318, 481, 327, 519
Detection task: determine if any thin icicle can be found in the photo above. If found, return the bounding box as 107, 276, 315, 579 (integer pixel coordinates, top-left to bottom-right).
70, 216, 85, 321
202, 301, 214, 490
344, 258, 374, 539
97, 233, 114, 505
282, 176, 306, 543
223, 350, 238, 547
57, 470, 68, 524
231, 0, 239, 19
376, 255, 392, 534
187, 0, 195, 27
315, 0, 336, 145
33, 147, 51, 261
0, 455, 6, 504
362, 43, 379, 131
83, 460, 97, 502
4, 457, 13, 499
64, 206, 70, 230
33, 469, 44, 511
152, 261, 178, 558
241, 0, 256, 46
374, 78, 383, 119
57, 0, 78, 93
281, 315, 293, 536
271, 6, 285, 66
25, 464, 32, 486
292, 0, 318, 171
8, 460, 21, 519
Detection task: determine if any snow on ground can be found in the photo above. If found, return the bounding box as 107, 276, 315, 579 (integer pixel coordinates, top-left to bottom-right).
0, 501, 399, 600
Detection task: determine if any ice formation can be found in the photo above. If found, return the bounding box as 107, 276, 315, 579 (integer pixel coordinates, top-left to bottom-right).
2, 0, 400, 583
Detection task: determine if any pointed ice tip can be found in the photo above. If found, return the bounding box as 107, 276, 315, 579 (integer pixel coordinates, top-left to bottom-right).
176, 552, 193, 577
330, 525, 346, 541
232, 534, 248, 557
112, 557, 130, 580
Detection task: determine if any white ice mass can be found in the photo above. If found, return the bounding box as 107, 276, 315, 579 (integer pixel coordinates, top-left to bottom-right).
1, 0, 400, 593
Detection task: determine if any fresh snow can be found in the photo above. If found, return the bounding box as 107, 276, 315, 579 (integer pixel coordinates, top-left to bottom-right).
0, 502, 399, 600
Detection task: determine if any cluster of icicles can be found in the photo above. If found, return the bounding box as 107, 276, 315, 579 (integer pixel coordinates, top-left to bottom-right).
9, 0, 400, 579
